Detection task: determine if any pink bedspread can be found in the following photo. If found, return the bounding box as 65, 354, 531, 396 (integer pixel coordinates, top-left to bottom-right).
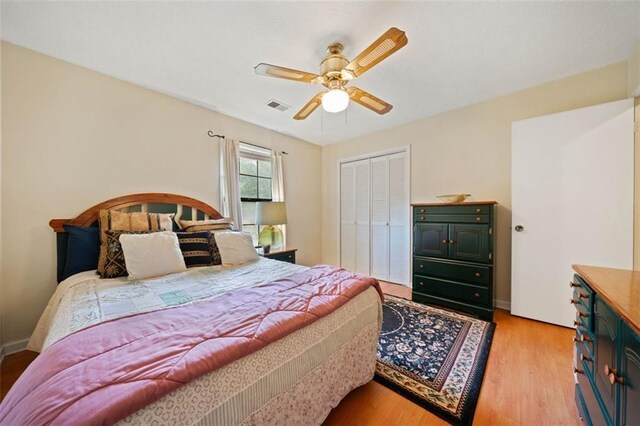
0, 265, 382, 425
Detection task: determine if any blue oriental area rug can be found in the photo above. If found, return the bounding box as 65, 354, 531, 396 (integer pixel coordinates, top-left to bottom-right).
375, 295, 496, 426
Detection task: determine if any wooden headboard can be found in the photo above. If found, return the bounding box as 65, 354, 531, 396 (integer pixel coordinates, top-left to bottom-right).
50, 193, 223, 282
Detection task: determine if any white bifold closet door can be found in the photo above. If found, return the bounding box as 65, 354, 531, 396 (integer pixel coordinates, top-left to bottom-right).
387, 153, 410, 284
340, 151, 409, 285
355, 160, 371, 275
340, 159, 370, 275
370, 156, 389, 280
340, 162, 357, 272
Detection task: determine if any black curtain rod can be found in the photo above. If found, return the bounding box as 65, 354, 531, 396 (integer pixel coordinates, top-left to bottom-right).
207, 131, 289, 155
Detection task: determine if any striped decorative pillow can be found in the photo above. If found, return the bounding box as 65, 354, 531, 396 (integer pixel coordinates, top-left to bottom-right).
97, 210, 174, 275
175, 231, 222, 267
179, 217, 234, 233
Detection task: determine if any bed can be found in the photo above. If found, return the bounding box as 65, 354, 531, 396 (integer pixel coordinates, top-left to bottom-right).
1, 193, 383, 425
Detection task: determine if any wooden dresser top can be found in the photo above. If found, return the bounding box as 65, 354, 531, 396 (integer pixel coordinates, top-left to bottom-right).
572, 264, 640, 334
411, 201, 498, 207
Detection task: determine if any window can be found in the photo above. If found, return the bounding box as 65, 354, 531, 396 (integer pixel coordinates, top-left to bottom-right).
239, 143, 272, 243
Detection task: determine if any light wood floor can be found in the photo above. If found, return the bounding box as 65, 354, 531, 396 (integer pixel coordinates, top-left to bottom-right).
1, 282, 580, 426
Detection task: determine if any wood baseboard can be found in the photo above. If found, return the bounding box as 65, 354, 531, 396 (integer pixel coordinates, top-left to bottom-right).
1, 338, 29, 359
494, 298, 511, 311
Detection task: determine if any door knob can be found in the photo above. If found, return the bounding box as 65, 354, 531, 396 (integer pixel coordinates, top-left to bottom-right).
515, 225, 524, 232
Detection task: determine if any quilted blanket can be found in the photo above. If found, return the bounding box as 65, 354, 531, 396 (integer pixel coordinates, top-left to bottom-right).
0, 265, 382, 425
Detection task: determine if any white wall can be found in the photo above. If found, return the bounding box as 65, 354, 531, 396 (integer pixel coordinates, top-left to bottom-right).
322, 62, 630, 308
1, 42, 322, 345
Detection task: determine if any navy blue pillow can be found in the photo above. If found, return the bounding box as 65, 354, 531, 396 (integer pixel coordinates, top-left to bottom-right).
62, 225, 100, 281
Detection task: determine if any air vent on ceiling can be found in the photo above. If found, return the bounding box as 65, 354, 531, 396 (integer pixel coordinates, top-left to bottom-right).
266, 99, 290, 112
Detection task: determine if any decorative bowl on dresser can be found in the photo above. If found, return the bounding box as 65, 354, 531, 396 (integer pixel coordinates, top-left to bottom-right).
571, 265, 640, 426
411, 201, 496, 321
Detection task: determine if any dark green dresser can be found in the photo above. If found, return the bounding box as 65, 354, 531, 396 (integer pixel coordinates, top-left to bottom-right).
572, 265, 640, 426
412, 202, 496, 321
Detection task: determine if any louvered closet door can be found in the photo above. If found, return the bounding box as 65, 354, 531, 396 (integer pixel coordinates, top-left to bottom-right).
354, 160, 371, 275
340, 162, 357, 271
370, 156, 390, 281
388, 152, 409, 285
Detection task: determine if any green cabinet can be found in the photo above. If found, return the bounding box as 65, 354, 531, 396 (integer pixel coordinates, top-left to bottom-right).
412, 202, 496, 321
414, 224, 448, 258
449, 224, 490, 263
594, 298, 618, 424
572, 275, 640, 426
620, 323, 640, 426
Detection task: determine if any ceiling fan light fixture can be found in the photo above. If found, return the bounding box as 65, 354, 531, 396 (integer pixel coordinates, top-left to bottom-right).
321, 88, 349, 113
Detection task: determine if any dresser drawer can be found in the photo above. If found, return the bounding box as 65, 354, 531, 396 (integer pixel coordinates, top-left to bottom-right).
572, 275, 594, 322
414, 205, 492, 216
575, 328, 595, 377
574, 301, 592, 331
576, 360, 609, 426
413, 257, 490, 286
265, 251, 296, 264
414, 213, 490, 224
413, 275, 490, 305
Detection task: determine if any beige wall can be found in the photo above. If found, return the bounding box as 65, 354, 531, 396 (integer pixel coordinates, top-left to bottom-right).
0, 42, 322, 345
322, 62, 629, 306
635, 98, 640, 270
0, 39, 3, 352
629, 44, 640, 97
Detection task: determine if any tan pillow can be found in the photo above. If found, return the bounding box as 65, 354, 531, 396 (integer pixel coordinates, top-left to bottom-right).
97, 210, 174, 274
179, 217, 234, 232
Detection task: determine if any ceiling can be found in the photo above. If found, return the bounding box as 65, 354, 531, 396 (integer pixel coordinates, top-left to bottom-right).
2, 1, 639, 146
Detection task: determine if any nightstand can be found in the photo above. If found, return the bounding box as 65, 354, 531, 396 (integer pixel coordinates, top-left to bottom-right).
263, 248, 297, 264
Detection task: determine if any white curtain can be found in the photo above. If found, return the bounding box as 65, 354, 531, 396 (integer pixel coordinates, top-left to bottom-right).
219, 137, 243, 231
271, 151, 285, 243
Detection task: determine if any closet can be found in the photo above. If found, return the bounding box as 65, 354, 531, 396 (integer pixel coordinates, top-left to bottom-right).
340, 150, 409, 285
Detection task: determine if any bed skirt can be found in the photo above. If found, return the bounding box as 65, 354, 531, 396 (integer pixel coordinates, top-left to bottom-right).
119, 287, 382, 425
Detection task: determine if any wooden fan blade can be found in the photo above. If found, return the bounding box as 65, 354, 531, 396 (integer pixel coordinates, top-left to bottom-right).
347, 87, 393, 114
343, 28, 408, 79
294, 92, 324, 120
255, 63, 320, 84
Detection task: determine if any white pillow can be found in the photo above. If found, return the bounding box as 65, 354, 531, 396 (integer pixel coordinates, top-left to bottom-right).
119, 231, 187, 280
214, 231, 259, 266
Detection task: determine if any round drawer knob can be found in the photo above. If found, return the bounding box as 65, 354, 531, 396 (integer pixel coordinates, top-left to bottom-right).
419, 264, 424, 268
476, 208, 481, 213
609, 372, 624, 385
474, 292, 480, 298
442, 239, 448, 244
419, 282, 424, 286
420, 208, 425, 213
574, 367, 584, 375
570, 281, 580, 288
474, 272, 481, 278
580, 353, 592, 362
476, 217, 481, 221
420, 216, 425, 220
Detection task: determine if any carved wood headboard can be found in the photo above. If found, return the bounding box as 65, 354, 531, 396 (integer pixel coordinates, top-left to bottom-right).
50, 193, 223, 282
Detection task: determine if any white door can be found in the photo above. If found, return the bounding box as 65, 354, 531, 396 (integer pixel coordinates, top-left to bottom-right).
370, 156, 390, 281
355, 160, 371, 275
388, 152, 410, 285
340, 162, 357, 271
511, 98, 634, 327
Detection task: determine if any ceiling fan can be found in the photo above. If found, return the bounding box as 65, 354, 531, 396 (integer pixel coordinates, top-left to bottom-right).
254, 27, 408, 120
